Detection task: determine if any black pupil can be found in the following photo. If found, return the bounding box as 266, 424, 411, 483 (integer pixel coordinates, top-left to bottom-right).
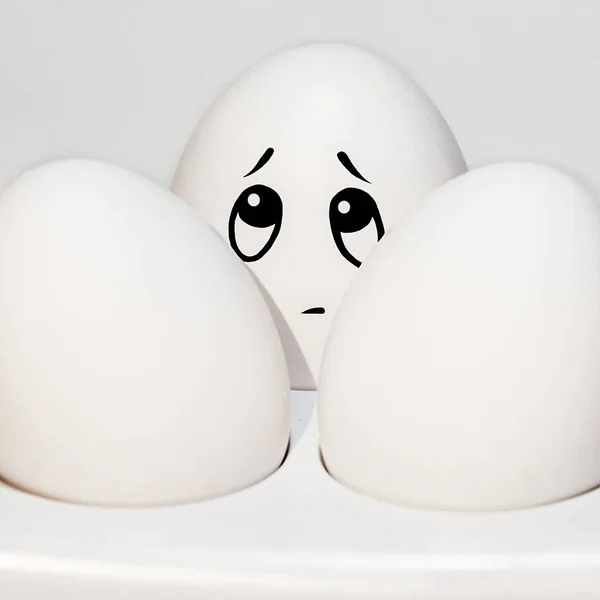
330, 188, 377, 233
237, 185, 281, 228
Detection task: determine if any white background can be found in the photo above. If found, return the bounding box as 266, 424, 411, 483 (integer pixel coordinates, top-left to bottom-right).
1, 0, 599, 194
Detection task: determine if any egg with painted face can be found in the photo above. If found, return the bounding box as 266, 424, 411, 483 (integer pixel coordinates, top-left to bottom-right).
0, 159, 290, 507
172, 42, 467, 389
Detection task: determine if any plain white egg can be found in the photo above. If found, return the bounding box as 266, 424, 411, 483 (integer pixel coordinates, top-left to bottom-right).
319, 162, 600, 511
172, 42, 466, 390
0, 159, 290, 507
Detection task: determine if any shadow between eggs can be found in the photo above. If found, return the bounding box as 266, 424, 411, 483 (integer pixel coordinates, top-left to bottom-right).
246, 269, 316, 391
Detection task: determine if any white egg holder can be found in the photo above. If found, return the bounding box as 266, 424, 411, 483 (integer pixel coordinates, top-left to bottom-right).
0, 389, 598, 599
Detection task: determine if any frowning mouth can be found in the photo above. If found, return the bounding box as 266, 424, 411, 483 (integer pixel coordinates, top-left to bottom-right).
302, 307, 325, 315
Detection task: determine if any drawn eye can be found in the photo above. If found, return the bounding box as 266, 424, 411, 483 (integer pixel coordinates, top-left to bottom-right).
329, 187, 385, 267
228, 184, 283, 262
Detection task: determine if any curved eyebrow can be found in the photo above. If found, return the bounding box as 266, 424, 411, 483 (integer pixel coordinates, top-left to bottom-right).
336, 151, 371, 184
244, 148, 275, 178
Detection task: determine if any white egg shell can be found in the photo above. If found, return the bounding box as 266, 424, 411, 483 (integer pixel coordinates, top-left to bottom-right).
172, 42, 466, 390
319, 162, 600, 511
0, 159, 290, 507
